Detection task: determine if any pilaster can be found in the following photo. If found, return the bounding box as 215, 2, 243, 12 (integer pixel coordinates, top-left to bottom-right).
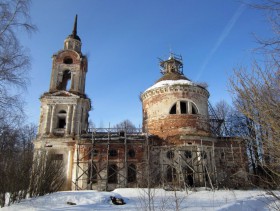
50, 104, 56, 134
71, 105, 77, 135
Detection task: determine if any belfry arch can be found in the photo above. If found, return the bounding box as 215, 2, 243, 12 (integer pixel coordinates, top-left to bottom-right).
58, 70, 71, 91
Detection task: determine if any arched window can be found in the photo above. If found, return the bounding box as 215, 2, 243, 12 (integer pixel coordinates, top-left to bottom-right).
166, 150, 174, 159
88, 163, 97, 184
170, 103, 176, 114
184, 150, 192, 159
57, 110, 66, 129
119, 131, 125, 137
109, 149, 118, 157
180, 101, 188, 114
108, 164, 118, 184
166, 165, 177, 182
169, 101, 198, 115
191, 102, 198, 114
128, 149, 135, 158
127, 164, 137, 183
58, 70, 71, 91
63, 57, 73, 64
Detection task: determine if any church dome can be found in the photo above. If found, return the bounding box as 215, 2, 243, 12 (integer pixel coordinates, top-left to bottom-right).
144, 53, 197, 92
156, 72, 189, 83
67, 33, 81, 41
141, 54, 211, 140
145, 73, 195, 93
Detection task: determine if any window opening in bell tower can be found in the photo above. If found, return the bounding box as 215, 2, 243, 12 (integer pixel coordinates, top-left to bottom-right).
57, 110, 67, 129
63, 57, 73, 64
58, 70, 71, 91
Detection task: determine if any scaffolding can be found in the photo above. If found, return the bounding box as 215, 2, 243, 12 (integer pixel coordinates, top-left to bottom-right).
159, 52, 184, 75
71, 128, 246, 191
71, 103, 240, 191
156, 143, 216, 190
72, 127, 146, 191
208, 101, 229, 137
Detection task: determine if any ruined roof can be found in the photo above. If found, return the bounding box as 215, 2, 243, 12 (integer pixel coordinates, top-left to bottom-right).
145, 78, 195, 92
156, 72, 190, 83
143, 53, 208, 93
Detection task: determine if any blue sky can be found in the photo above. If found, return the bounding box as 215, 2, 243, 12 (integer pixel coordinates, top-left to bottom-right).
21, 0, 271, 128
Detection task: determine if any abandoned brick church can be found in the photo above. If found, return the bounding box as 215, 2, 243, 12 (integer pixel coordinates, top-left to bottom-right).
33, 16, 248, 191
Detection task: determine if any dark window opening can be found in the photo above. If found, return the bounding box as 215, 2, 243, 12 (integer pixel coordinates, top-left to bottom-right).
57, 110, 66, 129
128, 164, 137, 183
108, 164, 118, 184
167, 150, 174, 159
201, 151, 207, 159
109, 149, 118, 157
204, 167, 209, 182
58, 70, 71, 91
221, 152, 225, 159
88, 164, 97, 184
170, 103, 176, 114
180, 101, 187, 114
166, 166, 177, 182
51, 154, 63, 161
191, 103, 198, 114
187, 174, 194, 187
128, 149, 135, 158
119, 131, 125, 137
184, 166, 194, 187
58, 118, 66, 128
184, 150, 192, 159
170, 101, 198, 115
63, 57, 73, 64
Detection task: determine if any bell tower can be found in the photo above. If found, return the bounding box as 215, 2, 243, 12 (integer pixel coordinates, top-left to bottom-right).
34, 16, 91, 190
49, 15, 86, 96
37, 15, 90, 138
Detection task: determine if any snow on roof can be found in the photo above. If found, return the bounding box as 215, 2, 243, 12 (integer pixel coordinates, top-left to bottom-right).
144, 79, 195, 93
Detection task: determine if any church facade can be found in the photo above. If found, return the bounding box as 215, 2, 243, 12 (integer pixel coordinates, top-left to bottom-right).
33, 17, 248, 191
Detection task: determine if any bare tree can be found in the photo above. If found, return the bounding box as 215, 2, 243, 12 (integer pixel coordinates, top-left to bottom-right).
250, 0, 280, 57
229, 61, 280, 188
228, 0, 280, 189
0, 123, 36, 207
0, 2, 36, 206
0, 0, 36, 116
29, 151, 66, 197
113, 119, 137, 133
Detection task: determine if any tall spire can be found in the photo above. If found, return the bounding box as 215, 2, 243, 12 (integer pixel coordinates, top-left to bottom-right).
72, 15, 78, 37
67, 14, 81, 41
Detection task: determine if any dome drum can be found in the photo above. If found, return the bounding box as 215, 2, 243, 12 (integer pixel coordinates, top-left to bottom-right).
141, 55, 211, 142
144, 115, 211, 140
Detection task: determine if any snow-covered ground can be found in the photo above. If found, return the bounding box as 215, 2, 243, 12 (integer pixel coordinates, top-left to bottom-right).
1, 188, 279, 210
